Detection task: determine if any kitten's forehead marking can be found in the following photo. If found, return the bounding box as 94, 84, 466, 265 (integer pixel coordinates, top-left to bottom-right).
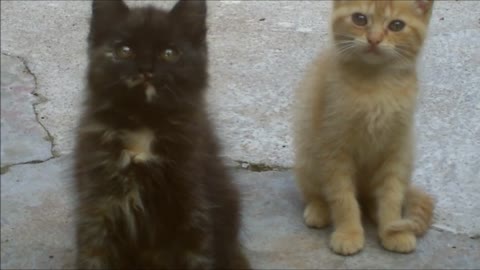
373, 0, 393, 16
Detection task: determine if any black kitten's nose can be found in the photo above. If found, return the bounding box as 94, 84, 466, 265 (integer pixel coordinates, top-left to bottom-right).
138, 64, 154, 79
138, 70, 153, 79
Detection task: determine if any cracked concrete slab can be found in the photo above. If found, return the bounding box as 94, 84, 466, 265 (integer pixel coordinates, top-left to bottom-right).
1, 54, 52, 167
1, 156, 75, 270
0, 1, 89, 157
1, 162, 479, 269
414, 27, 480, 237
1, 0, 479, 269
1, 1, 478, 161
237, 170, 480, 269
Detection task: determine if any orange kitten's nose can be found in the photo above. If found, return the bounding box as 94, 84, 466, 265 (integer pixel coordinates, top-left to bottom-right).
367, 32, 384, 46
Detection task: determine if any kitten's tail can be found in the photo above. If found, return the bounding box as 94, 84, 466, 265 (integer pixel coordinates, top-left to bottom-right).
386, 186, 435, 236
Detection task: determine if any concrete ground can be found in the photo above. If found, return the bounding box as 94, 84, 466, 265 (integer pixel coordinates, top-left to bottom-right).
1, 1, 479, 269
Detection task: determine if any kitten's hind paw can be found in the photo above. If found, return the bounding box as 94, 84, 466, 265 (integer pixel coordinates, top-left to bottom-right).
230, 251, 251, 270
330, 229, 364, 255
380, 230, 416, 253
303, 200, 330, 229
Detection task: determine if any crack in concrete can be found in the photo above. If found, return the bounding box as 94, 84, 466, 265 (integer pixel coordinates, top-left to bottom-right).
1, 52, 59, 173
229, 160, 480, 239
431, 225, 456, 234
1, 157, 56, 175
230, 163, 480, 239
233, 160, 290, 172
430, 225, 479, 240
470, 234, 480, 240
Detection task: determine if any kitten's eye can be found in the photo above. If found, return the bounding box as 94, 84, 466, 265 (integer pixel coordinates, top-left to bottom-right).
159, 48, 181, 63
115, 45, 134, 59
388, 20, 406, 32
352, 13, 368, 26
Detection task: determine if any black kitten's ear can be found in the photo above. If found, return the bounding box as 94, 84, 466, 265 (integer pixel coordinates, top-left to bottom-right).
89, 0, 129, 46
170, 0, 207, 45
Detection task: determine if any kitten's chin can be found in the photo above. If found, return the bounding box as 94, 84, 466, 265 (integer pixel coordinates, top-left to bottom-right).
339, 51, 413, 69
358, 54, 388, 65
361, 48, 415, 68
337, 52, 385, 66
122, 76, 159, 103
144, 83, 157, 103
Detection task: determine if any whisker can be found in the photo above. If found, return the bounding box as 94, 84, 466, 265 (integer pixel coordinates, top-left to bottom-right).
162, 84, 183, 104
395, 47, 414, 55
391, 49, 412, 67
394, 42, 413, 47
336, 44, 356, 57
394, 46, 415, 58
334, 40, 355, 46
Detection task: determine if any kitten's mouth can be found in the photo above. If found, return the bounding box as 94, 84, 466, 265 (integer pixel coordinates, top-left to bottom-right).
124, 75, 157, 103
125, 75, 146, 88
125, 74, 154, 88
365, 46, 381, 55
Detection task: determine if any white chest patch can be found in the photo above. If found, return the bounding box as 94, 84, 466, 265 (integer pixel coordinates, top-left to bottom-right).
145, 83, 157, 103
119, 128, 157, 167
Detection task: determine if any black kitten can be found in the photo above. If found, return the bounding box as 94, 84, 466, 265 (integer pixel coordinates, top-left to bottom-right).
73, 0, 250, 268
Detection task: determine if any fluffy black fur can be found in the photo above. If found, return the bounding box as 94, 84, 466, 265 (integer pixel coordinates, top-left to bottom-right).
73, 0, 249, 268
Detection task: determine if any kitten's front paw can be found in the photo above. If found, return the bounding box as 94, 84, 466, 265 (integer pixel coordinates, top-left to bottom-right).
380, 230, 416, 253
303, 201, 330, 229
77, 254, 109, 270
184, 252, 212, 270
330, 229, 364, 255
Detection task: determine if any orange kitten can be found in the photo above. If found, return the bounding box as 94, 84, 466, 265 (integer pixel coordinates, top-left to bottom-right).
294, 0, 435, 255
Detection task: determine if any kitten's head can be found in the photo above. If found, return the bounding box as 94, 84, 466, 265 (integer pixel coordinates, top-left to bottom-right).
331, 0, 434, 67
87, 0, 208, 111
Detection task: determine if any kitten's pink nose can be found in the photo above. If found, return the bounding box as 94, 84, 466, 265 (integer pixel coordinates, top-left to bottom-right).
367, 32, 384, 46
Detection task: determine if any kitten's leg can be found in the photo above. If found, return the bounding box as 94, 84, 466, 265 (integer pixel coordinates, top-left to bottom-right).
178, 216, 215, 270
312, 155, 365, 255
231, 250, 251, 270
183, 252, 213, 270
296, 162, 331, 229
76, 214, 116, 269
303, 194, 330, 229
297, 153, 363, 255
374, 156, 416, 253
324, 158, 364, 255
215, 245, 250, 270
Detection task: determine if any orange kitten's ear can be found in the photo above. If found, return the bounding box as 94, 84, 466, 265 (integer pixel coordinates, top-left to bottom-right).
333, 0, 346, 9
414, 0, 434, 15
